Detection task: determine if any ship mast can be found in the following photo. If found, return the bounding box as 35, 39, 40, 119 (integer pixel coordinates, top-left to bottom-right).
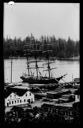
11, 58, 12, 83
30, 50, 43, 78
27, 58, 30, 76
30, 34, 43, 78
24, 44, 31, 77
42, 43, 56, 79
43, 51, 55, 79
9, 56, 13, 83
47, 57, 51, 79
35, 56, 39, 78
24, 38, 43, 78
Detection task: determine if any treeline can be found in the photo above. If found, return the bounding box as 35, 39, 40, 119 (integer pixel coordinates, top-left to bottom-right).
3, 34, 79, 59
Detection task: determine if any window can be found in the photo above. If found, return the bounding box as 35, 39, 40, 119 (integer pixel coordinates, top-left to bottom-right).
27, 99, 30, 103
12, 101, 14, 104
7, 103, 9, 107
15, 100, 16, 104
9, 101, 11, 105
24, 99, 26, 102
30, 93, 31, 96
20, 100, 22, 103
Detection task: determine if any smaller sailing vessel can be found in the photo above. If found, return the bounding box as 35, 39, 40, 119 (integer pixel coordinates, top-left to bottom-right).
20, 42, 66, 84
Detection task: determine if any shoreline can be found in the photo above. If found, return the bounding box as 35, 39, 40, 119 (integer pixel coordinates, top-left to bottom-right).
4, 56, 80, 61
57, 58, 80, 61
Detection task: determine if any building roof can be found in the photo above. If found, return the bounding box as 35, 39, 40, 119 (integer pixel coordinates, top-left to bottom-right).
4, 88, 29, 98
74, 78, 80, 82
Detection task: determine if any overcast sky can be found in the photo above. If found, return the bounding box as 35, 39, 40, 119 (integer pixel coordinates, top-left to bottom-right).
4, 3, 80, 41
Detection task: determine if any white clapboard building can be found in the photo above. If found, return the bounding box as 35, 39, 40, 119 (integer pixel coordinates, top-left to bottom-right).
5, 89, 35, 107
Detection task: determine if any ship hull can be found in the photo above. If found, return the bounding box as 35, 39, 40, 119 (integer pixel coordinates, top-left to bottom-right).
20, 76, 60, 84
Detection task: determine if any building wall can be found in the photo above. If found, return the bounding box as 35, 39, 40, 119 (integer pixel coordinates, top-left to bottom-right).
5, 91, 35, 107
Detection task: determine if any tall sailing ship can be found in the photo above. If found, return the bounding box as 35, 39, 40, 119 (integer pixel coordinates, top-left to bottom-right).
20, 41, 66, 84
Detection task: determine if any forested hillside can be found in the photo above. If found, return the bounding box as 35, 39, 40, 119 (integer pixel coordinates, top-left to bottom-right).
3, 34, 79, 59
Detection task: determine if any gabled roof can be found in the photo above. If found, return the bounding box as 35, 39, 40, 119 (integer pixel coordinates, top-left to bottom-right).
4, 88, 29, 98
15, 89, 28, 96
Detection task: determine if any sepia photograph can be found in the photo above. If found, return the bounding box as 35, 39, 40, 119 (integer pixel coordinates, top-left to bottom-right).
4, 2, 80, 128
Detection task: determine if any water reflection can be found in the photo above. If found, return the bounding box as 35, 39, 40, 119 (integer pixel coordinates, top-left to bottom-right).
4, 59, 79, 83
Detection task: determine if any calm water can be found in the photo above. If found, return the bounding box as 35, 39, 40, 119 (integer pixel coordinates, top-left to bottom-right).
4, 58, 80, 83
